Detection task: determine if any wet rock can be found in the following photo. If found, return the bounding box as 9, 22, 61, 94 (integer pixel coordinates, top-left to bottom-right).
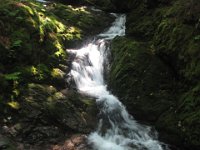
52, 134, 92, 150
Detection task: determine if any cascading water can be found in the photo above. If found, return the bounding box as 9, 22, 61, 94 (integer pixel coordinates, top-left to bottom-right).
68, 14, 169, 150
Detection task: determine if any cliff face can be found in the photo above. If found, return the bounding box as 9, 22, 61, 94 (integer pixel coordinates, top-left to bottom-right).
108, 0, 200, 149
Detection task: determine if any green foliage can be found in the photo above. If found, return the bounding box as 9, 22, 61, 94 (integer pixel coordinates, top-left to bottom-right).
4, 72, 21, 80
11, 39, 22, 48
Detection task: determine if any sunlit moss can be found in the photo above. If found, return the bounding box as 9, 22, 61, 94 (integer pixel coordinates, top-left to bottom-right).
7, 101, 20, 109
68, 26, 81, 35
29, 64, 50, 80
31, 66, 38, 75
21, 4, 34, 15
54, 19, 66, 33
0, 0, 110, 138
70, 6, 90, 14
53, 92, 65, 100
62, 26, 81, 40
54, 41, 65, 57
55, 50, 65, 57
51, 68, 64, 78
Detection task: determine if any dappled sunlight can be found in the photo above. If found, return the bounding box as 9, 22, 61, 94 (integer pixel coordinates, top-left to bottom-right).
51, 68, 65, 78
7, 101, 20, 109
54, 40, 65, 57
29, 65, 49, 80
0, 0, 117, 148
68, 5, 90, 14
21, 4, 34, 15
31, 66, 38, 75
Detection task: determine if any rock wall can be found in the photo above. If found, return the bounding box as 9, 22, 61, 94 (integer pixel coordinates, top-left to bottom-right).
108, 0, 200, 149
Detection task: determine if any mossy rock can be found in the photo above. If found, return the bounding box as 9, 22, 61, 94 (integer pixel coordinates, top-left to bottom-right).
108, 37, 175, 122
164, 83, 200, 148
0, 0, 112, 134
2, 83, 98, 144
123, 0, 200, 148
152, 19, 196, 77
0, 0, 114, 70
21, 83, 97, 131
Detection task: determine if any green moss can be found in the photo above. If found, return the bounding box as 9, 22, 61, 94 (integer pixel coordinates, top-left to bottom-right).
0, 1, 111, 145
109, 37, 174, 121
123, 0, 200, 148
0, 0, 106, 103
7, 101, 20, 110
18, 83, 97, 134
157, 83, 200, 147
51, 68, 64, 79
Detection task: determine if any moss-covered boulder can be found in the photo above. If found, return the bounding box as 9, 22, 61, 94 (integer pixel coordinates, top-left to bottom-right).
108, 37, 175, 122
151, 2, 200, 148
110, 0, 200, 149
0, 0, 112, 120
0, 0, 113, 148
1, 83, 97, 147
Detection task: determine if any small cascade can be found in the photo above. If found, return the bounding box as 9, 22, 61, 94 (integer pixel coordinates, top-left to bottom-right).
68, 14, 169, 150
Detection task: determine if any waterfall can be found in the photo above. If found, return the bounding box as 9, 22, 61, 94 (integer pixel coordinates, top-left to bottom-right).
68, 14, 169, 150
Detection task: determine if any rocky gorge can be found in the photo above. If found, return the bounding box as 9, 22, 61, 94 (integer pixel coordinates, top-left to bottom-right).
0, 0, 200, 150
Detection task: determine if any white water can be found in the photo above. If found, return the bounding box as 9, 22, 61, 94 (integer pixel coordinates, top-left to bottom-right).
36, 0, 47, 3
68, 15, 168, 150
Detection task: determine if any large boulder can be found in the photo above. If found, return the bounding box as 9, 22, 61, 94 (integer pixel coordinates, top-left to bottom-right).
110, 0, 200, 149
1, 83, 98, 148
108, 37, 174, 122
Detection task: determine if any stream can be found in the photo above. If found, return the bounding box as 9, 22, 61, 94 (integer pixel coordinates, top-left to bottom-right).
68, 14, 169, 150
